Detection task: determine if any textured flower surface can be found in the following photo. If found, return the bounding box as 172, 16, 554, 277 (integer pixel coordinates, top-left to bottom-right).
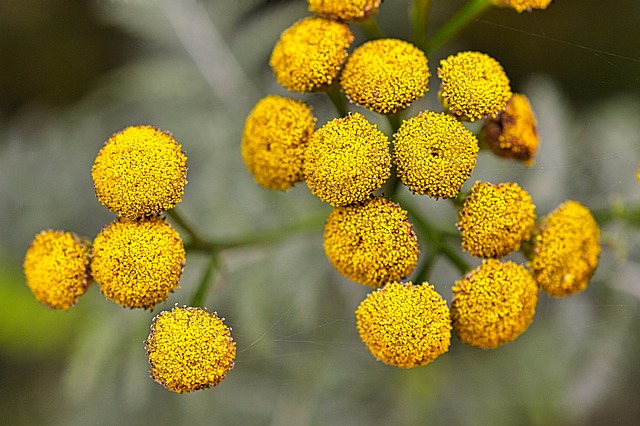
438, 51, 512, 121
458, 181, 536, 258
340, 38, 429, 114
529, 201, 600, 297
393, 111, 478, 198
481, 93, 539, 165
92, 125, 187, 220
324, 196, 418, 287
304, 112, 390, 206
91, 217, 185, 309
356, 281, 451, 368
146, 306, 236, 393
308, 0, 381, 21
269, 17, 353, 93
491, 0, 552, 13
23, 230, 90, 310
451, 259, 538, 349
242, 96, 316, 190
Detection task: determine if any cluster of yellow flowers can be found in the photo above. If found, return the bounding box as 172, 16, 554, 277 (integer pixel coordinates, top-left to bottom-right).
24, 126, 235, 392
242, 0, 601, 366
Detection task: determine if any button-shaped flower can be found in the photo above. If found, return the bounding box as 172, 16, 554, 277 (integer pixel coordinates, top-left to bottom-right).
23, 230, 91, 310
458, 181, 536, 258
92, 125, 187, 220
480, 93, 539, 165
528, 201, 600, 297
308, 0, 381, 22
340, 38, 429, 114
393, 111, 478, 199
91, 217, 186, 309
451, 259, 538, 349
270, 17, 353, 93
242, 96, 317, 190
146, 306, 236, 393
491, 0, 552, 13
324, 196, 419, 287
438, 51, 512, 121
304, 112, 391, 206
356, 281, 451, 368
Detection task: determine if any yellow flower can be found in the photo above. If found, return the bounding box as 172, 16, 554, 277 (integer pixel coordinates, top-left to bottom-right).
308, 0, 381, 21
146, 306, 236, 393
91, 217, 185, 309
451, 259, 538, 349
491, 0, 552, 13
340, 39, 429, 114
480, 93, 539, 165
438, 51, 512, 121
242, 96, 317, 190
356, 281, 451, 368
92, 125, 187, 220
324, 196, 419, 287
23, 230, 90, 310
393, 111, 479, 199
528, 201, 600, 297
457, 181, 536, 258
304, 113, 391, 206
269, 17, 354, 93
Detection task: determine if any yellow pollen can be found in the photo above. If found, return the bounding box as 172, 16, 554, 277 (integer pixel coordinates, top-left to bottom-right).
308, 0, 381, 22
491, 0, 552, 13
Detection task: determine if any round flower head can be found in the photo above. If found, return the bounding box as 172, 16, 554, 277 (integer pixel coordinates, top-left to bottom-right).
146, 306, 236, 393
23, 230, 90, 310
451, 259, 538, 349
438, 51, 512, 121
324, 196, 419, 287
480, 93, 539, 166
340, 39, 430, 114
528, 201, 600, 297
356, 281, 451, 368
91, 217, 185, 309
308, 0, 381, 22
304, 113, 391, 206
269, 17, 353, 93
457, 181, 536, 258
242, 96, 316, 190
393, 111, 479, 199
491, 0, 552, 13
92, 125, 187, 220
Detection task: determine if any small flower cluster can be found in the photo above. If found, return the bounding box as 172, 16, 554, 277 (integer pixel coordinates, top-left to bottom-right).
242, 0, 600, 366
24, 126, 235, 392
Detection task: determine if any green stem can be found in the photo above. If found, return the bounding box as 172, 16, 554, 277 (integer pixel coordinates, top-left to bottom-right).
358, 15, 385, 40
411, 0, 433, 52
593, 202, 640, 226
166, 208, 211, 251
190, 253, 219, 307
426, 0, 492, 54
413, 250, 438, 283
324, 81, 349, 117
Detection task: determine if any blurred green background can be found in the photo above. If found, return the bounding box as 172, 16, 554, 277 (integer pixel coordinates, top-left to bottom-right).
1, 0, 639, 425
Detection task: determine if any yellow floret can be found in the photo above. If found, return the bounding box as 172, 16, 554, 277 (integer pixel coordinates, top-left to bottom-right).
92, 125, 187, 220
393, 111, 478, 198
438, 51, 512, 121
242, 96, 317, 190
458, 181, 536, 258
480, 93, 539, 165
308, 0, 381, 21
528, 201, 600, 297
356, 281, 451, 368
304, 113, 391, 206
23, 230, 90, 310
324, 196, 419, 287
269, 17, 354, 93
146, 306, 236, 393
451, 259, 538, 349
91, 217, 185, 309
340, 39, 430, 114
491, 0, 552, 13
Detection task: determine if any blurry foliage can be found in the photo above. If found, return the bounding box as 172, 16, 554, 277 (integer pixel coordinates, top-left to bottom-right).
1, 0, 640, 425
